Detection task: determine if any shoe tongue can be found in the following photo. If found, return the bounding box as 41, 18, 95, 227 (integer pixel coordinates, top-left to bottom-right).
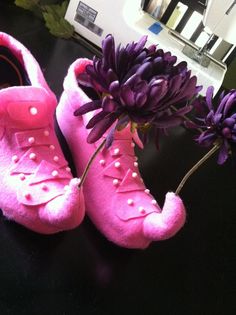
109, 125, 144, 149
0, 86, 56, 128
113, 126, 133, 140
132, 129, 144, 149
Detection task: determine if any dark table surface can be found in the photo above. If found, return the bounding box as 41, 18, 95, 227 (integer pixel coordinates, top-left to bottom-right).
0, 2, 236, 315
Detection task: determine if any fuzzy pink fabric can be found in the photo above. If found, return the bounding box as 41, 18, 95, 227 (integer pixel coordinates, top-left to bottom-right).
56, 58, 186, 248
0, 32, 85, 233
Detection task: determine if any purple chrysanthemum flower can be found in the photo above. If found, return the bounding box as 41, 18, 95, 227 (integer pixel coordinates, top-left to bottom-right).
74, 34, 200, 145
191, 86, 236, 164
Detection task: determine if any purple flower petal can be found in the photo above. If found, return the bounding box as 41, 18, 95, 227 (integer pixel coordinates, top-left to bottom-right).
74, 100, 102, 116
148, 82, 168, 109
109, 80, 120, 94
169, 75, 182, 95
219, 90, 226, 102
135, 62, 152, 79
215, 92, 229, 115
206, 86, 214, 110
122, 64, 140, 83
87, 113, 118, 143
105, 126, 116, 148
217, 141, 229, 164
197, 131, 215, 145
133, 51, 148, 64
133, 35, 147, 53
224, 117, 235, 127
173, 61, 187, 75
120, 85, 135, 106
102, 96, 119, 112
195, 85, 203, 93
107, 68, 118, 83
102, 34, 115, 69
86, 64, 108, 91
158, 75, 197, 109
86, 64, 99, 79
86, 111, 108, 129
135, 92, 147, 107
123, 73, 141, 87
223, 92, 236, 117
132, 80, 149, 94
105, 115, 130, 148
222, 127, 231, 139
213, 113, 222, 125
177, 75, 197, 101
116, 115, 130, 131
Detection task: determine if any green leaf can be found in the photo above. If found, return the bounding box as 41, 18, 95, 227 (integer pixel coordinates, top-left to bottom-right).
14, 0, 39, 11
42, 1, 74, 38
15, 0, 74, 39
43, 11, 74, 39
44, 0, 69, 18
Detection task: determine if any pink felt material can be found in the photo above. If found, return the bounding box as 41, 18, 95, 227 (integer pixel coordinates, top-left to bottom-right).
0, 32, 85, 233
56, 58, 186, 248
15, 128, 52, 148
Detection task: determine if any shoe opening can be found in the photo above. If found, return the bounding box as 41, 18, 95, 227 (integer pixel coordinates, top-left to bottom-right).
76, 79, 98, 101
0, 46, 30, 89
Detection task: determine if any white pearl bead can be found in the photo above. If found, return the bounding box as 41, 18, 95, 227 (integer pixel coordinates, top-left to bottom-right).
44, 130, 50, 137
66, 167, 71, 172
29, 153, 36, 160
127, 199, 133, 205
53, 156, 59, 162
24, 192, 31, 199
29, 107, 38, 115
99, 159, 105, 166
41, 184, 48, 191
28, 137, 35, 144
134, 162, 138, 167
19, 173, 25, 181
52, 170, 59, 177
138, 206, 146, 214
145, 189, 150, 194
12, 155, 18, 163
49, 145, 55, 150
151, 200, 157, 205
131, 142, 135, 148
113, 179, 119, 186
113, 148, 120, 155
115, 162, 121, 168
132, 172, 138, 178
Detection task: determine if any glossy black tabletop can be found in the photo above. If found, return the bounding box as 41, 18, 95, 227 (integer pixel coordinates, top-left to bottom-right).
0, 2, 235, 315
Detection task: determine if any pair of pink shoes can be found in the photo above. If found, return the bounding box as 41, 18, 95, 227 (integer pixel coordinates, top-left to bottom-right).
0, 32, 186, 249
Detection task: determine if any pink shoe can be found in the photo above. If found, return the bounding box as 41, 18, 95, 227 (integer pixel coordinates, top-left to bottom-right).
0, 32, 85, 233
57, 59, 186, 248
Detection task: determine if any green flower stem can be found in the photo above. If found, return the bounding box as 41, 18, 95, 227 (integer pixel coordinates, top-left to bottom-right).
175, 143, 220, 195
78, 138, 106, 188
